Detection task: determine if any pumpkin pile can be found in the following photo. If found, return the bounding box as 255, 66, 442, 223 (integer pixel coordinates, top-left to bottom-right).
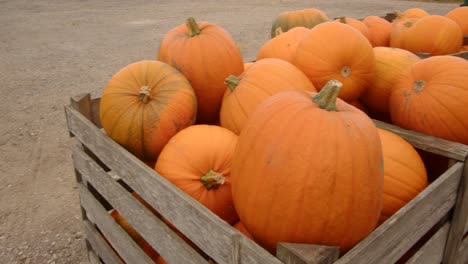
97, 6, 468, 261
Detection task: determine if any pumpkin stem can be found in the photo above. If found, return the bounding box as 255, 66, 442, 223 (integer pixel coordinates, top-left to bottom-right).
413, 80, 426, 93
138, 86, 152, 104
312, 80, 343, 111
338, 16, 347, 23
225, 75, 241, 92
395, 10, 404, 19
200, 169, 225, 190
274, 26, 284, 36
186, 17, 201, 37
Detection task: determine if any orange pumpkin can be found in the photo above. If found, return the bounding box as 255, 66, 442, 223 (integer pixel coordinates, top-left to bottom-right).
100, 60, 197, 163
158, 17, 244, 124
257, 27, 309, 63
233, 221, 254, 240
377, 129, 428, 224
231, 80, 383, 253
390, 56, 468, 145
154, 125, 239, 224
335, 17, 370, 39
271, 8, 328, 38
111, 210, 159, 261
390, 15, 463, 55
362, 15, 393, 47
394, 8, 429, 22
220, 58, 316, 135
361, 47, 421, 114
244, 62, 254, 71
447, 7, 468, 35
294, 21, 375, 102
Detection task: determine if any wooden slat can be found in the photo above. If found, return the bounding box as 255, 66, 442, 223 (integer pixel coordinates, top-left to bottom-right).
276, 243, 339, 264
451, 51, 468, 60
65, 105, 282, 264
334, 162, 464, 264
405, 223, 450, 264
442, 162, 468, 264
73, 144, 208, 264
457, 237, 468, 264
88, 249, 101, 264
373, 120, 468, 161
79, 184, 153, 264
83, 220, 123, 264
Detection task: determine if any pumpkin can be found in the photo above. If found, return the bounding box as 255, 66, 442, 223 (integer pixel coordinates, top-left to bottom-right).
100, 60, 197, 163
244, 62, 254, 71
231, 80, 383, 253
220, 58, 316, 135
394, 8, 429, 22
361, 47, 421, 114
362, 16, 393, 47
390, 15, 463, 55
271, 8, 328, 38
335, 16, 370, 39
234, 221, 254, 240
349, 100, 368, 114
390, 56, 468, 145
257, 27, 309, 63
293, 21, 375, 102
447, 7, 468, 35
377, 128, 428, 224
154, 125, 239, 224
111, 210, 159, 261
158, 17, 244, 124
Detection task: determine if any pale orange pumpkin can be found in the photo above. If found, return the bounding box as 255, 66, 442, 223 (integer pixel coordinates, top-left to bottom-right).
361, 47, 421, 114
154, 125, 239, 224
294, 21, 375, 102
394, 8, 429, 22
363, 15, 393, 47
271, 8, 328, 38
390, 56, 468, 145
244, 62, 254, 71
158, 17, 244, 124
257, 27, 309, 63
99, 60, 197, 163
220, 58, 316, 135
447, 6, 468, 35
231, 80, 383, 253
335, 16, 370, 39
377, 128, 428, 224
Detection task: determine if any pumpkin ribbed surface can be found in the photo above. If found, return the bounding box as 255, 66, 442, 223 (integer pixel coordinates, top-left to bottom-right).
362, 16, 392, 47
446, 7, 468, 35
390, 56, 468, 145
257, 27, 310, 63
100, 60, 197, 162
155, 125, 239, 224
271, 8, 328, 38
231, 80, 383, 253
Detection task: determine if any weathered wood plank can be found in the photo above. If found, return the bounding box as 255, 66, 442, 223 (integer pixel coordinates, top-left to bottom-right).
335, 163, 464, 264
87, 249, 101, 264
457, 237, 468, 264
451, 51, 468, 60
73, 144, 208, 264
79, 184, 153, 264
442, 162, 468, 264
83, 220, 123, 264
276, 243, 339, 264
65, 105, 282, 264
373, 120, 468, 161
405, 223, 450, 264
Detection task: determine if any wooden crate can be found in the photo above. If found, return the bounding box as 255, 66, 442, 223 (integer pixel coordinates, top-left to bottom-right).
65, 93, 468, 264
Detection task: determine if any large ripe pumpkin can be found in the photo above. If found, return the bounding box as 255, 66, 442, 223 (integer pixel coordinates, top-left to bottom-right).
390, 15, 463, 55
446, 7, 468, 35
158, 17, 244, 124
220, 58, 316, 135
154, 125, 239, 224
271, 8, 328, 38
377, 128, 428, 224
362, 16, 393, 47
361, 47, 421, 114
390, 56, 468, 145
394, 8, 429, 22
100, 60, 197, 163
231, 80, 383, 253
335, 17, 370, 39
257, 27, 309, 63
293, 21, 375, 102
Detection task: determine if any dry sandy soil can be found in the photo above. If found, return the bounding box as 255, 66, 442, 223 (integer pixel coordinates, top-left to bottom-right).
0, 0, 462, 263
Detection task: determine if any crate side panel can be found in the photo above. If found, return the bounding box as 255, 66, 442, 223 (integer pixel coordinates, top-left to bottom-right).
83, 220, 123, 264
88, 249, 101, 264
405, 223, 450, 264
73, 144, 207, 264
335, 162, 463, 264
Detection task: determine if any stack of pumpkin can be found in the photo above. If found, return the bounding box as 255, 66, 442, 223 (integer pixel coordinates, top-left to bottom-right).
97, 6, 468, 262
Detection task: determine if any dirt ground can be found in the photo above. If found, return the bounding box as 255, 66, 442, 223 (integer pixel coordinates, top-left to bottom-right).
0, 0, 461, 263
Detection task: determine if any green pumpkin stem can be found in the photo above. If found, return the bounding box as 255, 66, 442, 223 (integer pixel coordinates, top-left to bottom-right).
312, 80, 343, 111
200, 169, 225, 190
225, 75, 241, 92
138, 86, 152, 104
186, 17, 201, 37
